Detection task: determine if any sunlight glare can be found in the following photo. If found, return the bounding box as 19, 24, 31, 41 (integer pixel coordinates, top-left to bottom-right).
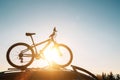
44, 47, 61, 64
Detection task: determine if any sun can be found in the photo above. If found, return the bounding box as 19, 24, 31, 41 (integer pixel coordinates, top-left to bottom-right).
44, 47, 61, 65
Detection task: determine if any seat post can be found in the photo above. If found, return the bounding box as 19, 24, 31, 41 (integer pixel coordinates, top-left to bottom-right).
29, 35, 38, 54
29, 35, 34, 45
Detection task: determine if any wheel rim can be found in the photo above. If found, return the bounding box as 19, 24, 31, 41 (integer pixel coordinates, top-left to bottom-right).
7, 43, 34, 69
50, 44, 73, 67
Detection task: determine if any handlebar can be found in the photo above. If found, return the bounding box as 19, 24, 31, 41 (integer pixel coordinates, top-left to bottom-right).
53, 27, 57, 32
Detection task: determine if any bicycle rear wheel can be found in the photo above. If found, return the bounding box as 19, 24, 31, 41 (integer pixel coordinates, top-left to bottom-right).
51, 44, 73, 67
6, 43, 34, 69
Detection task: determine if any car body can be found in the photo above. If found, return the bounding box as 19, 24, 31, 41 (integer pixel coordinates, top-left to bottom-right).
0, 65, 98, 80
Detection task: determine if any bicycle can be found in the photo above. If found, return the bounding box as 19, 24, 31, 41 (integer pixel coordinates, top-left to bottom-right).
6, 27, 73, 69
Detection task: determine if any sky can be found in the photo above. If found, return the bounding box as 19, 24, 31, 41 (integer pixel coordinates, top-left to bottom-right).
0, 0, 120, 74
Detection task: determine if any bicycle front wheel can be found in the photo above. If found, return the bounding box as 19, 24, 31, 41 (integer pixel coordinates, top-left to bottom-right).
6, 43, 34, 69
51, 44, 73, 67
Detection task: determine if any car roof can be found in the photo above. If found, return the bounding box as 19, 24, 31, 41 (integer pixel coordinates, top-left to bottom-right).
0, 65, 97, 80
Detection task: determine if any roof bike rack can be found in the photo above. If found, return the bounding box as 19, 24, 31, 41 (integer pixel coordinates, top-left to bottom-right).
71, 65, 98, 80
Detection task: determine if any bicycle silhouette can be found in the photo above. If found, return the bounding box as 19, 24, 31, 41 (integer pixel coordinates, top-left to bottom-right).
6, 27, 73, 69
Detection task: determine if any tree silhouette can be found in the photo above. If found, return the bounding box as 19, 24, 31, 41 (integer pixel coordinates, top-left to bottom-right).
108, 72, 115, 80
116, 74, 120, 80
102, 72, 107, 80
99, 72, 120, 80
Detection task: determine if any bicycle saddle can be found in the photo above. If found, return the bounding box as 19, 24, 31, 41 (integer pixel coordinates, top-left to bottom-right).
26, 33, 36, 36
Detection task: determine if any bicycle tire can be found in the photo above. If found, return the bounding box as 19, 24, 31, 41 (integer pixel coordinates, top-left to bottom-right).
52, 44, 73, 67
6, 42, 34, 69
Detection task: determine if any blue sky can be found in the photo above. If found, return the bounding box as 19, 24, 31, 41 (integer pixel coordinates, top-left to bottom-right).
0, 0, 120, 74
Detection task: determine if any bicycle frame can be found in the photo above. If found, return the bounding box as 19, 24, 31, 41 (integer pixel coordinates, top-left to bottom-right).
21, 27, 58, 59
27, 33, 58, 60
32, 38, 57, 55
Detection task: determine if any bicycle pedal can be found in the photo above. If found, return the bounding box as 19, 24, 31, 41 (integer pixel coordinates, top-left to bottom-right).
36, 57, 40, 59
35, 55, 40, 59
